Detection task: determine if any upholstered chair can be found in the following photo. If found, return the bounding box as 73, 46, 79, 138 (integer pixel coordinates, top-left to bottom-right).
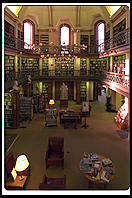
39, 174, 66, 190
45, 137, 64, 169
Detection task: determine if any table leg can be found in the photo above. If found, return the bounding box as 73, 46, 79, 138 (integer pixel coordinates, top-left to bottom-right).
74, 120, 77, 129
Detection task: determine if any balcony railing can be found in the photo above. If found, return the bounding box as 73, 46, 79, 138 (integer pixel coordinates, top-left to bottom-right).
4, 32, 98, 55
103, 71, 129, 90
5, 69, 106, 83
4, 28, 129, 56
98, 28, 129, 53
5, 69, 129, 97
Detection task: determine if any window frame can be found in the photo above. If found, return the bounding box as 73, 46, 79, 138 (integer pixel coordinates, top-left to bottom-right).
59, 24, 71, 45
23, 19, 35, 49
95, 20, 106, 53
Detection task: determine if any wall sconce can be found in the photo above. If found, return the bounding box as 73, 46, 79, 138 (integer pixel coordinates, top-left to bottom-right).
15, 155, 29, 180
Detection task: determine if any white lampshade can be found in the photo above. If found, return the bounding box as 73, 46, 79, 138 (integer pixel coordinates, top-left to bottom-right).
15, 155, 29, 172
49, 99, 55, 105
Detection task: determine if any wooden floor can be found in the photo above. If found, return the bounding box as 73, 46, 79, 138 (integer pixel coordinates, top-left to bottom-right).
3, 100, 130, 195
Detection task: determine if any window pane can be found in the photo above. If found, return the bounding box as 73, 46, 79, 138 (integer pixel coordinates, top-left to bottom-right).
61, 26, 69, 45
24, 22, 33, 49
97, 23, 104, 52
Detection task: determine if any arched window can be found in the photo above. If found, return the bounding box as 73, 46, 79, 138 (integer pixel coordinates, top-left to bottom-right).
60, 24, 70, 46
96, 22, 105, 52
23, 20, 34, 49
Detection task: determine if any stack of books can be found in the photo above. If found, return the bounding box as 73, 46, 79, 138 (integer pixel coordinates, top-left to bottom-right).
102, 158, 112, 166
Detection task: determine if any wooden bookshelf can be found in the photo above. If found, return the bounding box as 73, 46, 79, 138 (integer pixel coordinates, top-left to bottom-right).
80, 35, 88, 53
105, 30, 110, 50
20, 97, 33, 121
5, 55, 15, 72
113, 54, 126, 74
90, 58, 107, 72
42, 58, 49, 76
42, 82, 48, 102
80, 81, 87, 102
80, 58, 87, 76
21, 57, 39, 71
113, 19, 126, 36
55, 57, 74, 76
90, 35, 95, 53
4, 90, 20, 128
4, 92, 13, 128
45, 108, 57, 127
5, 20, 15, 36
33, 94, 46, 113
40, 34, 49, 45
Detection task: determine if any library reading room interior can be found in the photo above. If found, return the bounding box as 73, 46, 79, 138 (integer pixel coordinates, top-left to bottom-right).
3, 4, 130, 194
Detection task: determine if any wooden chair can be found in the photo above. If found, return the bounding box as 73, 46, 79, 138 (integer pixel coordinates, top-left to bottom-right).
45, 137, 64, 169
39, 174, 66, 190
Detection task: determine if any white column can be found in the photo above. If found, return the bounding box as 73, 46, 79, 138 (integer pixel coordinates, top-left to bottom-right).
87, 81, 94, 101
19, 56, 22, 72
87, 58, 90, 75
15, 55, 18, 73
74, 58, 80, 76
52, 81, 55, 99
39, 58, 42, 76
86, 82, 89, 101
109, 56, 113, 72
74, 81, 76, 100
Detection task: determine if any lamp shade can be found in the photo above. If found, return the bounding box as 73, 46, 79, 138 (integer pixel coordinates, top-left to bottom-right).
15, 155, 29, 172
49, 99, 55, 105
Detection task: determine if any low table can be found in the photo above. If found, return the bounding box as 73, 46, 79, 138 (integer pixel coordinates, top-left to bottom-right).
61, 113, 81, 129
6, 176, 27, 190
80, 153, 115, 189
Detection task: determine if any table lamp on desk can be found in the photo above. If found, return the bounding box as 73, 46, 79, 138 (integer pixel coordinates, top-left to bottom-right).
15, 155, 29, 181
49, 99, 55, 109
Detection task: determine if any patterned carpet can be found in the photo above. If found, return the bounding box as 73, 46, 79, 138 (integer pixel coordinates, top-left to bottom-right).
5, 134, 18, 152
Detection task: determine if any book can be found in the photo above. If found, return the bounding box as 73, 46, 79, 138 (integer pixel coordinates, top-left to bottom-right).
102, 158, 112, 166
101, 171, 110, 183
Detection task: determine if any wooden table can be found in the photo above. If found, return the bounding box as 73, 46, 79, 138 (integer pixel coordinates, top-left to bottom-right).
61, 113, 81, 129
80, 154, 115, 189
6, 176, 27, 190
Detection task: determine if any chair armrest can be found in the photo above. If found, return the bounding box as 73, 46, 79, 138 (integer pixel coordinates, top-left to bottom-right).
39, 183, 65, 190
63, 175, 66, 185
45, 149, 50, 159
41, 174, 47, 183
62, 146, 64, 153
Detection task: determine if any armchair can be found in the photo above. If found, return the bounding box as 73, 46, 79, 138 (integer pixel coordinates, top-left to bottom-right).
45, 137, 64, 169
39, 174, 66, 190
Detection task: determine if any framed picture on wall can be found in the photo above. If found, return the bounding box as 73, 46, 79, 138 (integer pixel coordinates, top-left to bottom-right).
82, 101, 90, 112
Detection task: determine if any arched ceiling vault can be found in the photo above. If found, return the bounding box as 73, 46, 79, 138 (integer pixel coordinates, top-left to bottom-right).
5, 5, 122, 29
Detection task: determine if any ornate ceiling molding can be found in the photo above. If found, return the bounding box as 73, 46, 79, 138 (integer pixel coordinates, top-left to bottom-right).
48, 6, 53, 27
